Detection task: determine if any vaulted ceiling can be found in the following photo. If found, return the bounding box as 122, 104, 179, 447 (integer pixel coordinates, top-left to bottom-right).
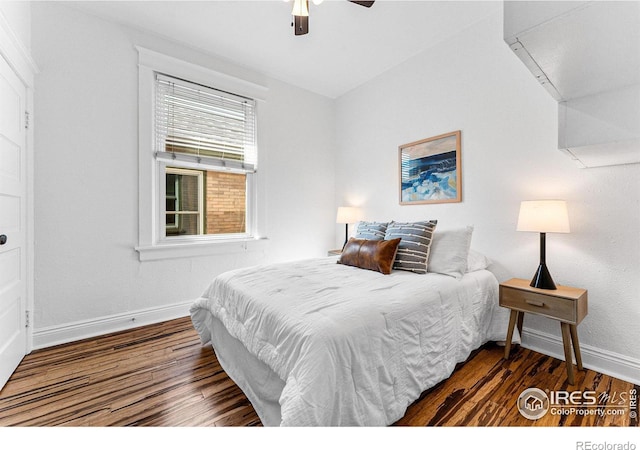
70, 1, 501, 98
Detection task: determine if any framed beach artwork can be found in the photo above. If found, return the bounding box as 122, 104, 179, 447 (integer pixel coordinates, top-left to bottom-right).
399, 130, 462, 205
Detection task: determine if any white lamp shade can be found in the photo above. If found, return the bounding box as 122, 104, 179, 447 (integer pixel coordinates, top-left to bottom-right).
336, 206, 361, 224
517, 200, 570, 233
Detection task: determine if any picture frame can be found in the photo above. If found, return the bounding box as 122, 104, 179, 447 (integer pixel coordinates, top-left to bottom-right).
399, 130, 462, 205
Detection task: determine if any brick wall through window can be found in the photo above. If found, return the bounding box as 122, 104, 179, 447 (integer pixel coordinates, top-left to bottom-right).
205, 171, 246, 234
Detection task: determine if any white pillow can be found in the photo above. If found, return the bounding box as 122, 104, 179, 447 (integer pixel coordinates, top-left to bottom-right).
427, 226, 473, 279
466, 249, 491, 272
349, 221, 360, 239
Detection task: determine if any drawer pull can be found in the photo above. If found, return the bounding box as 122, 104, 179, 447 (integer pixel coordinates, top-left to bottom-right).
526, 299, 545, 307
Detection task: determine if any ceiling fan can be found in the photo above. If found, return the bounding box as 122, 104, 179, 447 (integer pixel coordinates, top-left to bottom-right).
289, 0, 375, 36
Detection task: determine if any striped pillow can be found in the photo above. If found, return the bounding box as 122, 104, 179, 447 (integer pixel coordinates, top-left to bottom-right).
354, 221, 388, 240
384, 220, 438, 274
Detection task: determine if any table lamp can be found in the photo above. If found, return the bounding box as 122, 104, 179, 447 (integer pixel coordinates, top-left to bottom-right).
336, 206, 361, 248
517, 200, 570, 290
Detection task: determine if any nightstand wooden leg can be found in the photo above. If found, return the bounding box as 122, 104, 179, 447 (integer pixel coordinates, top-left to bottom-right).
516, 311, 524, 337
504, 310, 518, 359
569, 324, 583, 371
560, 322, 575, 385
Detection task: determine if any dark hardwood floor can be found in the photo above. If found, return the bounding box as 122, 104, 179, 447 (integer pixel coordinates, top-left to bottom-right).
0, 317, 637, 427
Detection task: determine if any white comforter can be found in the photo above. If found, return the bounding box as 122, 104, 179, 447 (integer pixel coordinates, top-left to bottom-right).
190, 257, 510, 426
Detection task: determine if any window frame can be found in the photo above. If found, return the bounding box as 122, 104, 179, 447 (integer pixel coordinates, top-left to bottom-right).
135, 47, 268, 261
163, 166, 205, 238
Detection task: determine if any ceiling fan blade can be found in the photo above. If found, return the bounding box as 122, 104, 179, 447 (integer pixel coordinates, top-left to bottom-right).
348, 0, 375, 7
294, 15, 309, 35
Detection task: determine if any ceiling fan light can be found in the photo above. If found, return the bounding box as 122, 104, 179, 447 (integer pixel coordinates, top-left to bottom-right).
292, 0, 309, 17
311, 0, 324, 5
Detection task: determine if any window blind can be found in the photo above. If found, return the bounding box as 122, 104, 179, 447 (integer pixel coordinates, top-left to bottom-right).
155, 73, 257, 172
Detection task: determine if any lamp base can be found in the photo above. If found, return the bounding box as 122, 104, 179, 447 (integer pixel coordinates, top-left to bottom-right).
530, 263, 557, 290
343, 223, 349, 250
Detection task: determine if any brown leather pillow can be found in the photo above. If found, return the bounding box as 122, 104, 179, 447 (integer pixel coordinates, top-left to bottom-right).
337, 238, 401, 275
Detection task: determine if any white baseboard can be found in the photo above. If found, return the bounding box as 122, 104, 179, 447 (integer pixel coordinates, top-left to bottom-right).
32, 300, 193, 350
521, 327, 640, 385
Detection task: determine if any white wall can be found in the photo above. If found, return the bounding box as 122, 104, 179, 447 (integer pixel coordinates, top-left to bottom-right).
31, 3, 335, 339
335, 11, 640, 378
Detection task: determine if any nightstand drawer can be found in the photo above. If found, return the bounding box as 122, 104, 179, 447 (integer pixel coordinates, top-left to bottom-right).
500, 286, 576, 323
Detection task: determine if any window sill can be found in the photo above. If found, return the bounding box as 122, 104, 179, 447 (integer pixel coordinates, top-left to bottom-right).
135, 237, 269, 262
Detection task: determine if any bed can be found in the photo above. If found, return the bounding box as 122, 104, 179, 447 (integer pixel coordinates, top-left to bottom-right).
190, 248, 514, 426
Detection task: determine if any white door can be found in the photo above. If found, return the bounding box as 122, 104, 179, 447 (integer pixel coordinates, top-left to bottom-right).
0, 52, 27, 391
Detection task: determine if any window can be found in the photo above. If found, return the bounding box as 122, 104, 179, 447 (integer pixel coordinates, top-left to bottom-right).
136, 47, 268, 261
164, 167, 247, 236
155, 73, 256, 240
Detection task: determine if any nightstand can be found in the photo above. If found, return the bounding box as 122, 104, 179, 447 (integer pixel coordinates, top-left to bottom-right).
327, 249, 342, 256
499, 278, 588, 385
